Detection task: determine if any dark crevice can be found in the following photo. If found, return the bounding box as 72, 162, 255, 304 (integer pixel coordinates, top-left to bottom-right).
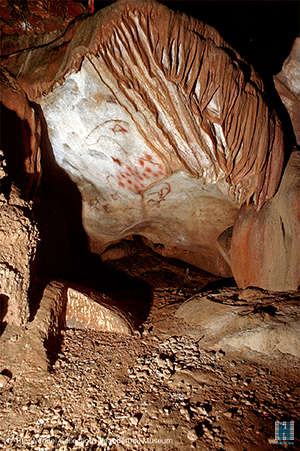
280, 217, 286, 241
254, 304, 277, 317
201, 278, 236, 293
29, 102, 90, 319
218, 45, 252, 86
0, 104, 31, 196
1, 368, 12, 378
0, 294, 9, 337
190, 30, 206, 42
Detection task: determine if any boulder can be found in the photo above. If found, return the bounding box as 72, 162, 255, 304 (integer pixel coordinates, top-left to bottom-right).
175, 289, 300, 358
0, 280, 133, 375
66, 286, 134, 335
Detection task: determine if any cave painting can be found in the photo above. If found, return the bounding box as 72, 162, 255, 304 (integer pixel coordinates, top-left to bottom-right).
42, 57, 167, 201
2, 0, 299, 290
145, 182, 171, 207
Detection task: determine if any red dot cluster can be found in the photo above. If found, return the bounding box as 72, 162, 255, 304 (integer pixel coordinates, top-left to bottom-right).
112, 154, 165, 192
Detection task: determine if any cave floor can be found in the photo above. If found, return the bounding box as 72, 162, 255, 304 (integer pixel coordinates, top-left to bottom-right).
0, 249, 299, 450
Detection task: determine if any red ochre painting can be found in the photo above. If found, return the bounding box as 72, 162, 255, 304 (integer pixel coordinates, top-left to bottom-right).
115, 154, 165, 193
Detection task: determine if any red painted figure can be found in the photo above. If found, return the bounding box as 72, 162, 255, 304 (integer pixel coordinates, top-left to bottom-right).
88, 0, 94, 13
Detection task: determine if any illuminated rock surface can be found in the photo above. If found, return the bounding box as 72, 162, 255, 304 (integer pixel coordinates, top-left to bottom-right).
66, 286, 134, 335
175, 289, 300, 358
275, 37, 300, 145
40, 58, 239, 276
231, 150, 300, 291
0, 3, 299, 449
34, 0, 284, 278
1, 0, 298, 289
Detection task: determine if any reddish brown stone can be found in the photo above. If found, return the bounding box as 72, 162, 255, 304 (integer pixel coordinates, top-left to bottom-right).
274, 38, 300, 146
1, 0, 298, 291
231, 151, 300, 291
0, 69, 42, 197
0, 0, 85, 48
67, 0, 85, 17
0, 5, 10, 21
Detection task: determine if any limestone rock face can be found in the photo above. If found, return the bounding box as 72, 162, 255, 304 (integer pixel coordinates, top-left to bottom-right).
66, 287, 134, 335
230, 150, 300, 291
175, 291, 300, 358
2, 0, 283, 278
2, 0, 298, 290
0, 69, 42, 198
39, 55, 240, 276
0, 280, 133, 375
274, 38, 300, 145
0, 154, 39, 327
0, 0, 84, 49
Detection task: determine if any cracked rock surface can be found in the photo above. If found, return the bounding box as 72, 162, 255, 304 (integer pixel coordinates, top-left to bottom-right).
0, 151, 39, 327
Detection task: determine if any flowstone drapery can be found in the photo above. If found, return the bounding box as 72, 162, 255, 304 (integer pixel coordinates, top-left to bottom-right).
1, 0, 299, 290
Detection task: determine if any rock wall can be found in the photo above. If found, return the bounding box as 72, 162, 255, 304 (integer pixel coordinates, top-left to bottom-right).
0, 0, 299, 292
0, 157, 39, 327
274, 37, 300, 146
231, 150, 300, 291
1, 0, 286, 279
0, 69, 42, 198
